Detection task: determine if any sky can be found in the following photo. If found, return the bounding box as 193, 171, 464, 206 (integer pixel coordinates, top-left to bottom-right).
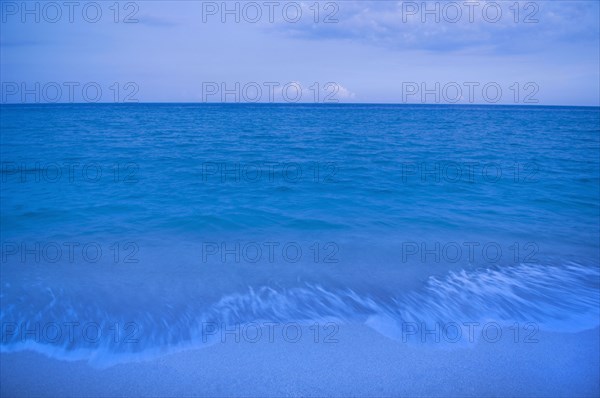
1, 0, 599, 105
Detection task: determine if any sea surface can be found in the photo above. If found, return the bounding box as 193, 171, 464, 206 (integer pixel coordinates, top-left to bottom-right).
1, 104, 599, 365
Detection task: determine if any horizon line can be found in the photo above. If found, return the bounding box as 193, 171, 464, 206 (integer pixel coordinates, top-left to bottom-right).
1, 102, 599, 108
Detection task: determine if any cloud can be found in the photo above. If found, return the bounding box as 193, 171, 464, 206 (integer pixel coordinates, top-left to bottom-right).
267, 1, 600, 54
336, 84, 356, 100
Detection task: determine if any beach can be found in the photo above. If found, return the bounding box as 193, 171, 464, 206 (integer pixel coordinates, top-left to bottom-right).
2, 324, 598, 397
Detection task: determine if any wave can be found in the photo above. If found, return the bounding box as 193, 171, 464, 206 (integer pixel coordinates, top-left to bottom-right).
1, 261, 598, 367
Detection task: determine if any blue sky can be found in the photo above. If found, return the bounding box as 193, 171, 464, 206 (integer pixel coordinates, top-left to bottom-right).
1, 0, 599, 105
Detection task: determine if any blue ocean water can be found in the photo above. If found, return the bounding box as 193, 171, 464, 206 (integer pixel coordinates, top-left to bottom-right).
1, 104, 599, 364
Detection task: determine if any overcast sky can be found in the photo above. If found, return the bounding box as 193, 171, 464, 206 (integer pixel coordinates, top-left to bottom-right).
1, 0, 599, 105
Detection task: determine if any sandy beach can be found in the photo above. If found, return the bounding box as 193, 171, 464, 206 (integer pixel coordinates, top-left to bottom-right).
2, 324, 598, 397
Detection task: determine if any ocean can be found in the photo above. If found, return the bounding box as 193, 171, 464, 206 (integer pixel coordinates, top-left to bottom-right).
1, 104, 599, 389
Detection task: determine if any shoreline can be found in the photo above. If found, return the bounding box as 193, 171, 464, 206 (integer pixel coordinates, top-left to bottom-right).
2, 324, 598, 397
